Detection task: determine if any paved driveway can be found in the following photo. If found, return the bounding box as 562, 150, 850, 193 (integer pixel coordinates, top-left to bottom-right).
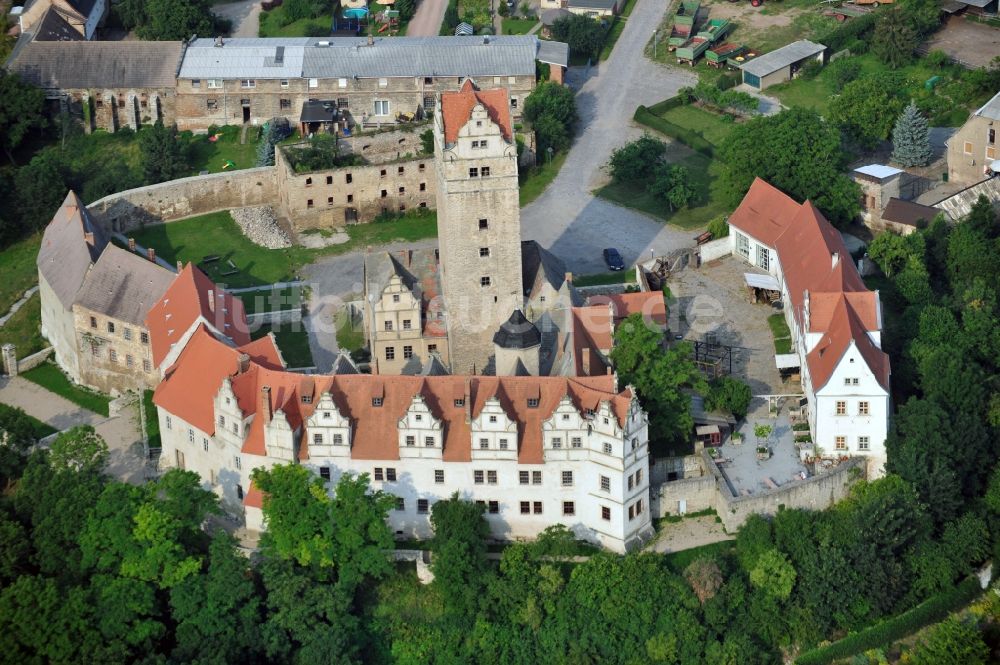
520, 0, 698, 274
213, 0, 262, 38
0, 375, 147, 484
407, 0, 448, 36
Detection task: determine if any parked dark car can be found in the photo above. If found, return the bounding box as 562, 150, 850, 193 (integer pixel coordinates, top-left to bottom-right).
603, 248, 625, 271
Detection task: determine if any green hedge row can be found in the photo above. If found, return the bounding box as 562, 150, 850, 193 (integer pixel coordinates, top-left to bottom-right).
795, 577, 982, 665
440, 0, 459, 35
644, 96, 685, 116
818, 12, 876, 53
633, 105, 715, 158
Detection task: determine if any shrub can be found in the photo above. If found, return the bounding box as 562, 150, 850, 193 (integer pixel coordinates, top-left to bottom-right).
633, 106, 715, 158
826, 57, 862, 89
607, 135, 666, 183
706, 215, 728, 239
926, 49, 950, 69
819, 12, 876, 52
800, 59, 823, 80
704, 377, 752, 420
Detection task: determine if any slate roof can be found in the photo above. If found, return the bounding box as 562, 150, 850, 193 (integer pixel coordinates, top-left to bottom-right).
740, 40, 825, 77
535, 39, 569, 67
73, 245, 174, 326
974, 90, 1000, 121
521, 240, 569, 299
37, 191, 108, 310
493, 310, 542, 349
32, 7, 83, 41
8, 41, 183, 89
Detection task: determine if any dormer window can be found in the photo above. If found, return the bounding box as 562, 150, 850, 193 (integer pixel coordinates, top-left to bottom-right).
454, 399, 465, 407
527, 398, 539, 408
301, 395, 312, 404
372, 398, 383, 407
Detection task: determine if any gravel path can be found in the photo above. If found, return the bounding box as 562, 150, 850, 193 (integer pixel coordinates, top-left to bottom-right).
213, 0, 262, 38
407, 0, 448, 36
647, 515, 734, 554
520, 0, 699, 275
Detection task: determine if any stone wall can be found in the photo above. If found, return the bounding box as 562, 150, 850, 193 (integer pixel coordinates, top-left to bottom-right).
698, 237, 732, 263
652, 475, 717, 518
246, 308, 303, 327
1, 345, 54, 376
72, 304, 158, 394
88, 168, 278, 233
275, 139, 434, 230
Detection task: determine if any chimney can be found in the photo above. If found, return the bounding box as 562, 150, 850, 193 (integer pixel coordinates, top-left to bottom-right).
176, 260, 183, 271
84, 231, 94, 245
147, 247, 156, 262
261, 386, 272, 424
128, 237, 136, 252
565, 271, 573, 284
214, 36, 224, 47
831, 251, 840, 268
237, 352, 250, 374
367, 34, 374, 46
208, 289, 215, 313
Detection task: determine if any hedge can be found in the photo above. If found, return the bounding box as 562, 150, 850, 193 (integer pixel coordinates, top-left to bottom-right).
645, 96, 685, 116
795, 576, 982, 665
633, 105, 715, 158
818, 12, 876, 53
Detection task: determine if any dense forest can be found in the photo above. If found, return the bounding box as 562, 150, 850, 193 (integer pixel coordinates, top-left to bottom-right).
3, 193, 1000, 665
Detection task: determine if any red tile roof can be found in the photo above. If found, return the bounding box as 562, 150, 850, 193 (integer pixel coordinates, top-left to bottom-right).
440, 80, 513, 145
156, 328, 635, 465
586, 292, 667, 326
243, 481, 264, 509
729, 179, 889, 391
145, 263, 250, 368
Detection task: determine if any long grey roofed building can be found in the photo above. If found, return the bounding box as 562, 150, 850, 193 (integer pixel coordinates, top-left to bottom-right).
7, 41, 184, 90
740, 40, 826, 77
179, 35, 559, 80
73, 245, 174, 326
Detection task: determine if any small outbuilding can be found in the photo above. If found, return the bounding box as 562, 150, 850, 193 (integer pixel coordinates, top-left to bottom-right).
740, 40, 826, 90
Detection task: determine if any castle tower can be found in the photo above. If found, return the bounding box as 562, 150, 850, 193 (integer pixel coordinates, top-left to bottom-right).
435, 81, 523, 374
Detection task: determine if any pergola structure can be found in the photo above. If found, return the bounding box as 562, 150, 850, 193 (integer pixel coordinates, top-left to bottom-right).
693, 333, 734, 378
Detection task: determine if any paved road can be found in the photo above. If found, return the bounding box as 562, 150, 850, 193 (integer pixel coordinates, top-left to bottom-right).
0, 375, 147, 484
520, 0, 698, 275
213, 0, 262, 38
407, 0, 448, 36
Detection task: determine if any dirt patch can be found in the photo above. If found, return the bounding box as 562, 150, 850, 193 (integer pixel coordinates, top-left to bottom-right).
703, 1, 800, 29
297, 230, 350, 248
923, 16, 1000, 70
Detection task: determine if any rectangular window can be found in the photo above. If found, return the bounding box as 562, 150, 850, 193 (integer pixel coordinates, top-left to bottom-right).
203, 438, 209, 451
479, 218, 488, 230
735, 232, 750, 259
237, 484, 244, 500
385, 321, 394, 333
474, 470, 484, 484
337, 97, 349, 109
307, 199, 314, 209
374, 100, 390, 115
489, 415, 497, 423
858, 401, 870, 416
123, 328, 132, 341
519, 470, 529, 485
603, 442, 612, 455
379, 77, 388, 87
601, 506, 611, 521
308, 78, 318, 88
628, 475, 634, 491
636, 469, 643, 485
402, 319, 412, 330
571, 437, 582, 448
469, 167, 479, 178
481, 166, 491, 177
858, 436, 870, 451
527, 398, 539, 409
756, 244, 769, 271
207, 99, 218, 111
126, 354, 134, 368
488, 500, 499, 514
417, 499, 429, 514
395, 497, 405, 511
280, 98, 291, 110
511, 97, 517, 108
235, 456, 242, 470
532, 471, 542, 485
835, 436, 847, 451
551, 437, 562, 449
107, 321, 116, 334
479, 438, 489, 449
479, 247, 490, 257
487, 470, 497, 485
386, 468, 396, 482
207, 79, 222, 89
188, 428, 194, 443
480, 276, 491, 287
405, 435, 415, 447
374, 467, 384, 481
280, 79, 289, 88
385, 347, 395, 361
191, 79, 201, 88
109, 349, 118, 364
498, 438, 508, 450
241, 79, 256, 88
836, 401, 846, 415
333, 433, 343, 445
964, 141, 973, 155
143, 359, 151, 372
313, 433, 324, 445
320, 466, 331, 481
424, 436, 434, 447
403, 346, 413, 359
166, 415, 172, 430
563, 501, 575, 516
89, 316, 97, 329
454, 398, 464, 407
520, 501, 530, 515
435, 469, 444, 483
533, 501, 543, 514
561, 471, 573, 486
600, 475, 610, 492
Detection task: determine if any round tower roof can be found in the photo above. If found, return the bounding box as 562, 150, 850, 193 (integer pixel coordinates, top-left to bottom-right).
493, 309, 541, 349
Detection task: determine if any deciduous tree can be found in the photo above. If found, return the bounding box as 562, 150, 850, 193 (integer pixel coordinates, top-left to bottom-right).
828, 72, 907, 149
0, 71, 47, 164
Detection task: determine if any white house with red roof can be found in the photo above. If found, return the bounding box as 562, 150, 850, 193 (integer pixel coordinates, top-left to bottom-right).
728, 179, 890, 475
153, 325, 654, 552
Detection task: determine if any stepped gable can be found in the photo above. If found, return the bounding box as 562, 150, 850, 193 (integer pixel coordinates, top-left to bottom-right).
37, 190, 108, 309
440, 78, 512, 144
145, 263, 250, 367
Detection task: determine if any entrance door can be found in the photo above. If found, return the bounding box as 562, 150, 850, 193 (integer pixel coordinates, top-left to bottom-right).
242, 105, 251, 123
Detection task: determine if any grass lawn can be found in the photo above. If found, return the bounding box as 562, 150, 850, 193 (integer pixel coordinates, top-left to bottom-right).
0, 294, 44, 360
502, 18, 537, 35
21, 361, 111, 417
184, 124, 261, 174
594, 153, 727, 230
519, 150, 568, 206
599, 17, 627, 61
237, 286, 305, 315
0, 234, 42, 316
662, 540, 734, 573
128, 209, 438, 289
768, 313, 792, 354
620, 0, 638, 18
142, 389, 161, 449
252, 324, 314, 368
0, 403, 57, 440
259, 6, 332, 37
573, 271, 637, 287
658, 105, 734, 148
335, 309, 366, 353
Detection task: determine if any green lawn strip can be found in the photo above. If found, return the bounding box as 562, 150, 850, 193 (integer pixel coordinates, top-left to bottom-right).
0, 234, 42, 314
237, 286, 304, 315
662, 540, 734, 573
252, 323, 314, 368
774, 338, 792, 355
20, 361, 111, 417
599, 17, 627, 61
573, 271, 637, 287
767, 313, 791, 339
142, 389, 161, 449
0, 402, 57, 439
594, 153, 726, 231
0, 294, 45, 359
128, 209, 438, 290
795, 577, 982, 665
259, 7, 332, 37
335, 309, 366, 352
658, 104, 734, 148
519, 150, 568, 206
620, 0, 638, 18
502, 18, 538, 35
